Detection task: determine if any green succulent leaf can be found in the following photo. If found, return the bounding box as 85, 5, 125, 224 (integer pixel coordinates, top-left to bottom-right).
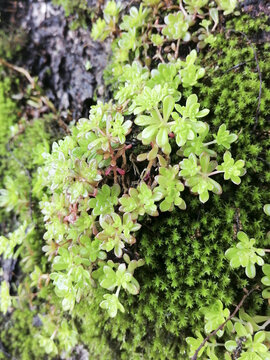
217, 151, 246, 185
135, 96, 175, 153
236, 331, 269, 359
89, 184, 120, 216
170, 94, 208, 147
132, 85, 167, 114
183, 152, 221, 203
97, 213, 140, 257
171, 116, 195, 147
52, 248, 72, 271
179, 50, 206, 87
201, 300, 230, 337
175, 94, 209, 121
147, 63, 181, 100
225, 340, 237, 352
184, 0, 208, 15
120, 5, 149, 31
154, 165, 186, 211
38, 336, 58, 355
262, 264, 270, 299
234, 322, 248, 337
100, 293, 125, 318
225, 232, 265, 278
162, 12, 190, 41
180, 126, 216, 157
179, 153, 200, 177
119, 182, 160, 219
104, 0, 121, 18
79, 236, 107, 262
151, 33, 164, 46
163, 95, 175, 123
263, 204, 270, 216
98, 262, 140, 317
91, 18, 110, 41
0, 222, 32, 259
110, 113, 132, 144
216, 0, 237, 15
186, 331, 207, 357
214, 124, 238, 149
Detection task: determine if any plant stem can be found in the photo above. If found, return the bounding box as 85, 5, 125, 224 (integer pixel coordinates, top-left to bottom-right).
0, 58, 35, 88
174, 38, 180, 59
179, 0, 188, 18
152, 24, 165, 28
259, 318, 270, 330
208, 170, 224, 176
203, 140, 217, 146
155, 106, 165, 124
115, 286, 121, 298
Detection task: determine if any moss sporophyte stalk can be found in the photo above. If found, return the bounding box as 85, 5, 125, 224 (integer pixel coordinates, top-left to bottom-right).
0, 1, 269, 359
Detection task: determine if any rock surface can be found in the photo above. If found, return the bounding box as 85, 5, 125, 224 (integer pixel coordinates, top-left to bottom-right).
2, 0, 111, 120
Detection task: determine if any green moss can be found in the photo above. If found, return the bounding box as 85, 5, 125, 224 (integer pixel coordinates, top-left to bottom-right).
52, 0, 95, 29
0, 76, 18, 156
0, 28, 27, 61
0, 79, 57, 359
0, 25, 61, 360
0, 308, 43, 360
0, 72, 56, 268
0, 75, 20, 235
0, 113, 53, 224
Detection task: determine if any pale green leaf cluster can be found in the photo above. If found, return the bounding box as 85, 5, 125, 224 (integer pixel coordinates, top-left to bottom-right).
0, 222, 33, 259
37, 318, 78, 356
179, 50, 206, 87
225, 232, 265, 278
201, 300, 230, 336
162, 12, 191, 41
261, 264, 270, 299
216, 0, 237, 15
92, 0, 237, 58
91, 1, 122, 41
0, 175, 28, 212
11, 0, 244, 323
38, 45, 245, 318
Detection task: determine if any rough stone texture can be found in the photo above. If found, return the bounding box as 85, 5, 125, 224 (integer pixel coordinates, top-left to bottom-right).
2, 0, 111, 120
241, 0, 270, 17
68, 345, 89, 360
